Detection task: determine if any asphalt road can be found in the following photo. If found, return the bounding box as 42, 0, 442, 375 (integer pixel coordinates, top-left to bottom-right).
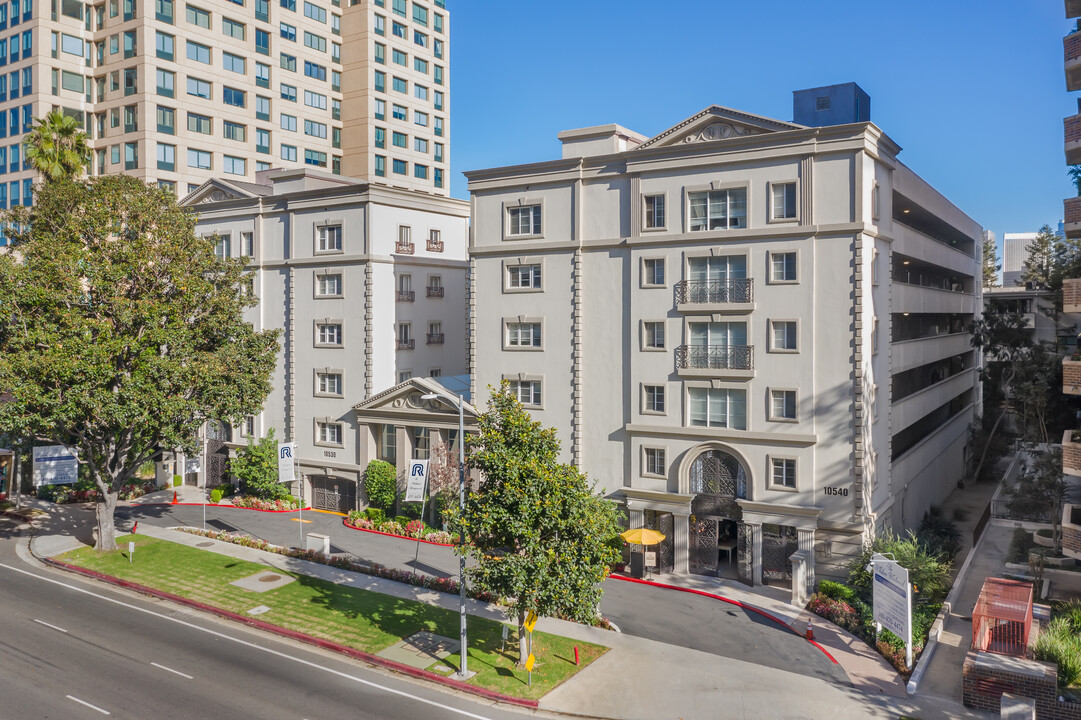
119, 503, 847, 685
0, 518, 532, 720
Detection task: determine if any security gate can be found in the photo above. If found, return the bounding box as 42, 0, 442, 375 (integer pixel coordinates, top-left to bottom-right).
690, 516, 719, 574
762, 524, 798, 587
312, 477, 356, 514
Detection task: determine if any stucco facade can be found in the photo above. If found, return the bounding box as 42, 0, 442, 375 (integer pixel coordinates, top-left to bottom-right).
466, 104, 983, 587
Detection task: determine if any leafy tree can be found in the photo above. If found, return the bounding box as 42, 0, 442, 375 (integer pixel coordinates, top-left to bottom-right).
1020, 225, 1057, 290
451, 386, 622, 665
23, 110, 91, 182
230, 428, 286, 500
0, 176, 279, 550
363, 459, 396, 511
1007, 446, 1067, 552
848, 531, 952, 604
983, 232, 1000, 289
1070, 165, 1081, 197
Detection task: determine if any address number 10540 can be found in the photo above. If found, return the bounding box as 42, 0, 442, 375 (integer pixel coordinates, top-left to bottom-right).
823, 487, 849, 497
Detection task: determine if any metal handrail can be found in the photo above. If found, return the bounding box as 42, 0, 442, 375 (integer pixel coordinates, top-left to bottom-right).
396, 290, 415, 302
676, 344, 753, 370
675, 278, 753, 304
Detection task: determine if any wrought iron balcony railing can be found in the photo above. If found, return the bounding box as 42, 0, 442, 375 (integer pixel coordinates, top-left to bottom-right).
426, 333, 445, 345
395, 240, 415, 254
396, 338, 415, 350
675, 278, 753, 305
426, 286, 444, 298
676, 344, 753, 371
396, 290, 415, 302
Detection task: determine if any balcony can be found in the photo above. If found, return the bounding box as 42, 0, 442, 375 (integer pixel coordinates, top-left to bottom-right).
426, 333, 444, 345
396, 290, 415, 302
1066, 357, 1081, 394
1066, 278, 1081, 313
396, 338, 415, 350
1068, 31, 1081, 92
427, 238, 444, 252
1070, 0, 1081, 20
676, 344, 754, 379
1067, 113, 1081, 165
674, 279, 754, 313
1065, 430, 1081, 477
426, 285, 444, 298
1067, 197, 1081, 239
395, 240, 415, 255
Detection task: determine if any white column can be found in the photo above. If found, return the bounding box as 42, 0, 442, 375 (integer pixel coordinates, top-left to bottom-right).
749, 523, 763, 586
798, 528, 816, 595
674, 513, 690, 574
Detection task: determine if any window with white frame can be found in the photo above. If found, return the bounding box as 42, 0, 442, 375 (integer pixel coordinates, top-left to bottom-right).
643, 447, 665, 476
770, 251, 797, 282
429, 368, 441, 377
241, 415, 255, 437
642, 257, 665, 287
413, 427, 430, 459
506, 322, 541, 348
770, 320, 797, 351
398, 370, 412, 382
317, 323, 342, 345
644, 194, 665, 230
317, 371, 342, 395
507, 204, 541, 237
688, 387, 746, 429
240, 231, 254, 257
507, 263, 541, 290
316, 273, 341, 296
318, 224, 342, 252
643, 384, 665, 414
643, 321, 665, 350
508, 379, 541, 406
689, 188, 747, 231
379, 423, 396, 462
770, 182, 797, 221
771, 457, 796, 488
398, 225, 411, 244
214, 233, 231, 259
317, 421, 342, 444
398, 322, 412, 343
770, 389, 797, 421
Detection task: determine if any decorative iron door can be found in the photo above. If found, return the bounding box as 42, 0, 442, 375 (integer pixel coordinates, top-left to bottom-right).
761, 524, 798, 586
737, 523, 753, 584
205, 440, 229, 487
656, 512, 674, 574
313, 477, 356, 513
690, 516, 718, 574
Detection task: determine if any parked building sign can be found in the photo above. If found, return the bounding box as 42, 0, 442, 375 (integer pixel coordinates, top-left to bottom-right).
33, 445, 79, 486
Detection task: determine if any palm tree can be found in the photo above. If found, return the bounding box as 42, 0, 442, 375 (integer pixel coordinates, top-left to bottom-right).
23, 110, 91, 181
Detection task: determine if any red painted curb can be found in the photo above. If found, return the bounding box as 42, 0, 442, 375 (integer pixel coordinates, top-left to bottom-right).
610, 574, 840, 665
42, 557, 539, 709
132, 502, 312, 513
341, 519, 456, 547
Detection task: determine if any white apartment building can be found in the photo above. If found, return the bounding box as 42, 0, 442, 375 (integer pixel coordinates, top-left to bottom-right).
466, 94, 983, 590
182, 167, 467, 511
1002, 232, 1037, 287
0, 0, 447, 209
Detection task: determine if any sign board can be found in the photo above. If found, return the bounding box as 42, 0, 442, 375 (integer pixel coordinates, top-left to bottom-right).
0, 449, 12, 494
32, 445, 78, 486
523, 611, 538, 634
404, 459, 429, 503
525, 653, 536, 672
644, 552, 657, 568
872, 558, 911, 642
277, 442, 296, 485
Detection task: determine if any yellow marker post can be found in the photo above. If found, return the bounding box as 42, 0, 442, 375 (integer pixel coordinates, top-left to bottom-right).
526, 652, 535, 686
523, 611, 537, 634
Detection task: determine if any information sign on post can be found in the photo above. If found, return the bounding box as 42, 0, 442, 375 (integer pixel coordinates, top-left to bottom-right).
33, 445, 79, 486
277, 442, 296, 485
405, 460, 429, 503
871, 554, 913, 668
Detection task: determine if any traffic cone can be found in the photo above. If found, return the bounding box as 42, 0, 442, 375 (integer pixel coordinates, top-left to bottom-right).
805, 622, 815, 641
171, 490, 178, 504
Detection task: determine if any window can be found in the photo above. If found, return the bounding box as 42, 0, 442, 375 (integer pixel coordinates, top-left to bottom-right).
157, 0, 174, 22
414, 111, 428, 127
391, 48, 406, 66
643, 321, 665, 350
770, 389, 797, 421
186, 40, 210, 63
643, 447, 665, 476
414, 57, 427, 73
317, 372, 342, 396
506, 321, 541, 349
222, 17, 245, 40
281, 83, 297, 102
433, 65, 443, 85
392, 21, 405, 37
392, 75, 407, 93
392, 103, 407, 120
187, 148, 211, 169
240, 232, 254, 257
688, 388, 746, 429
507, 264, 541, 290
304, 61, 326, 81
281, 144, 297, 161
317, 323, 342, 345
156, 142, 175, 171
304, 90, 327, 109
507, 205, 541, 237
303, 31, 326, 52
374, 127, 385, 148
412, 2, 427, 25
771, 181, 797, 221
413, 31, 426, 49
688, 188, 747, 231
304, 150, 327, 167
281, 0, 295, 9
412, 427, 430, 459
256, 95, 271, 121
224, 122, 246, 142
374, 69, 386, 92
187, 112, 211, 134
214, 233, 231, 258
256, 28, 269, 55
770, 320, 797, 352
642, 258, 665, 287
391, 130, 407, 148
643, 385, 665, 414
303, 1, 325, 22
771, 457, 796, 489
414, 164, 427, 179
434, 142, 443, 162
770, 251, 797, 283
280, 113, 297, 131
374, 99, 385, 120
508, 380, 541, 407
392, 158, 406, 174
414, 84, 428, 102
280, 22, 296, 40
223, 87, 246, 107
155, 31, 174, 60
241, 416, 255, 438
156, 106, 175, 134
644, 194, 665, 229
374, 14, 385, 35
318, 224, 342, 252
317, 422, 342, 445
304, 120, 327, 138
281, 53, 296, 71
186, 4, 210, 27
375, 155, 385, 176
223, 52, 245, 74
255, 62, 270, 88
379, 423, 396, 463
317, 273, 341, 296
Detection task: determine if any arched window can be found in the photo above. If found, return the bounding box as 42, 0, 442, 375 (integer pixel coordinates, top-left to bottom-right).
689, 449, 747, 499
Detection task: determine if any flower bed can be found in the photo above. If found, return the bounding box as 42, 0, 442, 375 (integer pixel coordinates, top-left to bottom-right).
229, 495, 305, 512
37, 480, 158, 504
345, 509, 454, 545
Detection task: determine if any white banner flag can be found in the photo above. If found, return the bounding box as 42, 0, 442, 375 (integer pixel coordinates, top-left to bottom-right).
277, 442, 296, 485
405, 459, 429, 503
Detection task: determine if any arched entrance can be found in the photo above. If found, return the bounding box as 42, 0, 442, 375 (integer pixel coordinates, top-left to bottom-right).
688, 448, 749, 581
204, 420, 231, 488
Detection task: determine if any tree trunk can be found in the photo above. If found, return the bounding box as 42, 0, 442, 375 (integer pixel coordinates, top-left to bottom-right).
518, 614, 528, 668
972, 407, 1009, 484
95, 490, 119, 551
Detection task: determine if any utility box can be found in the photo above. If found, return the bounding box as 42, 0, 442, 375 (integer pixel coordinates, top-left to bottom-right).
306, 533, 330, 556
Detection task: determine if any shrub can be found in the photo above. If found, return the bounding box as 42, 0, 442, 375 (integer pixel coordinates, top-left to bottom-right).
365, 507, 385, 525
399, 498, 424, 520
1036, 528, 1053, 539
848, 530, 953, 603
818, 579, 857, 603
1054, 599, 1081, 634
173, 475, 183, 488
1034, 617, 1081, 688
210, 487, 225, 504
404, 519, 426, 538
916, 505, 962, 560
363, 460, 396, 511
393, 515, 411, 526
231, 429, 287, 501
381, 520, 404, 536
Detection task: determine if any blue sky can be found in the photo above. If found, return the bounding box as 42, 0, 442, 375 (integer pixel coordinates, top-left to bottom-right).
446, 0, 1069, 246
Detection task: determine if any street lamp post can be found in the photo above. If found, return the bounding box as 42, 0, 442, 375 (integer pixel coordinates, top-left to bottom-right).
422, 391, 468, 679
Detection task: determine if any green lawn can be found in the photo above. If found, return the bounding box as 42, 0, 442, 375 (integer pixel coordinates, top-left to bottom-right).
59, 536, 606, 700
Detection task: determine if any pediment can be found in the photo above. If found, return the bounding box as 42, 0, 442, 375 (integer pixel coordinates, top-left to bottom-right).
353, 377, 479, 420
633, 106, 804, 151
179, 180, 259, 207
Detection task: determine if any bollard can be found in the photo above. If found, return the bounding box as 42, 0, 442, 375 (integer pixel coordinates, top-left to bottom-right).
574, 646, 579, 666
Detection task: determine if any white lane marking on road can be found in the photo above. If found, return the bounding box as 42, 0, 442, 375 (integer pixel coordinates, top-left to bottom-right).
33, 618, 68, 633
1, 563, 497, 720
66, 695, 111, 715
151, 662, 194, 679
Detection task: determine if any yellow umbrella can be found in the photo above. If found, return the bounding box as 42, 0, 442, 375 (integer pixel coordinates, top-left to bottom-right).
620, 528, 666, 546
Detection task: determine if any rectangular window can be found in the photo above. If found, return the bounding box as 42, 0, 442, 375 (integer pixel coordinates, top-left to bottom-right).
223, 121, 246, 141
374, 127, 385, 148
317, 372, 342, 395
317, 224, 341, 252
155, 31, 174, 61
414, 164, 427, 179
280, 53, 296, 71
414, 111, 428, 127
186, 40, 210, 63
223, 87, 246, 108
280, 113, 297, 131
156, 106, 175, 134
375, 155, 385, 176
508, 380, 541, 407
256, 128, 270, 153
771, 458, 796, 488
434, 38, 443, 59
392, 0, 406, 17
643, 258, 665, 286
771, 182, 797, 220
280, 22, 296, 41
214, 233, 231, 258
317, 422, 342, 445
223, 51, 245, 74
412, 427, 430, 460
413, 30, 427, 48
304, 119, 327, 138
303, 0, 325, 22
303, 31, 326, 52
434, 65, 443, 85
156, 142, 175, 171
392, 104, 407, 120
508, 264, 541, 289
156, 0, 174, 22
378, 423, 396, 463
255, 62, 270, 88
240, 232, 254, 257
255, 28, 270, 55
223, 155, 245, 175
374, 14, 385, 35
644, 447, 665, 476
304, 61, 326, 81
222, 17, 245, 40
644, 385, 665, 414
689, 188, 747, 231
644, 321, 665, 349
392, 20, 405, 38
303, 90, 327, 109
281, 83, 297, 102
317, 323, 342, 345
391, 159, 406, 175
187, 112, 211, 134
770, 320, 797, 351
281, 144, 297, 161
281, 0, 295, 9
187, 148, 211, 169
392, 75, 407, 93
770, 390, 797, 421
256, 95, 271, 121
770, 252, 797, 283
414, 137, 427, 153
392, 130, 406, 148
434, 143, 443, 162
186, 3, 210, 27
414, 84, 428, 101
644, 194, 665, 229
317, 273, 341, 296
507, 205, 541, 236
414, 57, 427, 73
374, 99, 386, 120
62, 33, 83, 56
391, 48, 406, 66
506, 322, 541, 348
688, 388, 746, 430
304, 149, 327, 167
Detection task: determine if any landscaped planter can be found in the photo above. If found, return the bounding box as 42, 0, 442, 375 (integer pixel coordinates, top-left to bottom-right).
1065, 430, 1081, 478
1065, 358, 1081, 395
